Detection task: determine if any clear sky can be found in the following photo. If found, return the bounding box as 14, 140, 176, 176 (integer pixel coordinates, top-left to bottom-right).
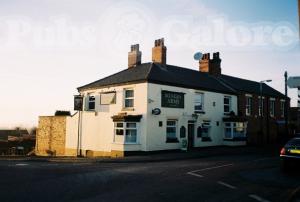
0, 0, 299, 128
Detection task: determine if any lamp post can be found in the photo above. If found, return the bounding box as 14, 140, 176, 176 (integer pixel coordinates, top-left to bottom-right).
260, 79, 272, 145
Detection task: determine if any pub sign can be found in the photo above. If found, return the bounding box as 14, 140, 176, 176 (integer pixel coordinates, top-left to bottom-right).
74, 95, 83, 111
161, 90, 184, 108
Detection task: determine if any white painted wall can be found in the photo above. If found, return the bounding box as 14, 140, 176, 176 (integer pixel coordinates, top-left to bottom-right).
66, 83, 148, 154
146, 83, 238, 151
65, 81, 239, 154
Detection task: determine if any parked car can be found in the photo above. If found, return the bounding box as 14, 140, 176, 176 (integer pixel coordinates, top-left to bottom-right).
280, 137, 300, 171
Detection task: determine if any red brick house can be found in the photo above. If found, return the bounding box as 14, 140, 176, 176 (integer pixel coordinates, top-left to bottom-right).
199, 52, 288, 145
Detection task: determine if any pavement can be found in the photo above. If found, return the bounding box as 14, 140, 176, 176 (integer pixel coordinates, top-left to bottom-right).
0, 145, 282, 163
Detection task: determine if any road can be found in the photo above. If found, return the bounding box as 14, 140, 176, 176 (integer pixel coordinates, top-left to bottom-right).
0, 148, 299, 202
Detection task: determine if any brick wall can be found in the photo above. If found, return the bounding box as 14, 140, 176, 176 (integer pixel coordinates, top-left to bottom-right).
35, 116, 67, 156
237, 93, 287, 145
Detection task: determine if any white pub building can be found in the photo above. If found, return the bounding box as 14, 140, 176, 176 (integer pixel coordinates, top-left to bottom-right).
36, 39, 248, 157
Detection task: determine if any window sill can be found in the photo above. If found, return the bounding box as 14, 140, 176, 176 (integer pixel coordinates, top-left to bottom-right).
194, 111, 205, 114
112, 142, 141, 145
201, 137, 212, 142
122, 108, 135, 111
166, 138, 179, 143
223, 137, 247, 141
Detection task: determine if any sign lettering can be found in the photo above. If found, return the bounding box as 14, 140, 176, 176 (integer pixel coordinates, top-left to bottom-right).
161, 90, 184, 108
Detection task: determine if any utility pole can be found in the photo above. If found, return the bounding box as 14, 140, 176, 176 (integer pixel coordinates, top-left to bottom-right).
298, 0, 300, 40
284, 71, 289, 142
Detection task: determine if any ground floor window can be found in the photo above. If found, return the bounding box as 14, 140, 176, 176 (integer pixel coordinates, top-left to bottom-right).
114, 122, 138, 143
224, 122, 247, 140
125, 123, 137, 143
201, 120, 212, 141
166, 120, 178, 142
201, 121, 211, 138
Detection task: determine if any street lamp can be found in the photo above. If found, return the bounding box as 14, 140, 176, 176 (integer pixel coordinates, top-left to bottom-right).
260, 79, 272, 145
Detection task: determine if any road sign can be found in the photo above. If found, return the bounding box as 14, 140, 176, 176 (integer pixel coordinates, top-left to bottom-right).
287, 76, 300, 88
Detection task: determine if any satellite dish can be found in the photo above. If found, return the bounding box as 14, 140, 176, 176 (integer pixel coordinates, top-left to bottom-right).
193, 52, 203, 61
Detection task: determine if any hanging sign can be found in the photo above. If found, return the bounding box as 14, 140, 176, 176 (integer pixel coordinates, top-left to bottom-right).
74, 95, 83, 111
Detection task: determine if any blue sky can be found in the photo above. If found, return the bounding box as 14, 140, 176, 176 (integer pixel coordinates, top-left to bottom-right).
203, 0, 298, 23
0, 0, 299, 128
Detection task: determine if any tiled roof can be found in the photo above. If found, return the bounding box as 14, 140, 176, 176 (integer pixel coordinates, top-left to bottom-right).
220, 75, 285, 98
78, 62, 285, 98
78, 63, 237, 94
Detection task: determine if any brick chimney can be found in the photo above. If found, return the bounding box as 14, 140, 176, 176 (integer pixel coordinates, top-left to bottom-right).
199, 53, 210, 73
128, 44, 142, 68
199, 52, 221, 76
152, 38, 167, 64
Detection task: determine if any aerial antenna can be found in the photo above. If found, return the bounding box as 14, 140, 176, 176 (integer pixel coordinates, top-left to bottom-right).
193, 52, 203, 61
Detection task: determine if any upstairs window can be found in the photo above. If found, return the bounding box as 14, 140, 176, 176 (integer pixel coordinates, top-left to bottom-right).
270, 99, 275, 117
88, 95, 95, 110
245, 96, 252, 116
194, 93, 204, 113
280, 100, 285, 118
100, 92, 116, 105
258, 97, 264, 116
124, 89, 134, 108
224, 96, 232, 114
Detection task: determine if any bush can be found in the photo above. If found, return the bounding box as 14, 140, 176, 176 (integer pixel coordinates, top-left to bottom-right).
55, 110, 71, 116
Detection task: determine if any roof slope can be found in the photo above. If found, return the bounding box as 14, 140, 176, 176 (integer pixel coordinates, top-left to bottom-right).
78, 63, 236, 94
220, 75, 285, 98
77, 63, 285, 98
0, 129, 28, 141
147, 63, 236, 94
77, 63, 152, 90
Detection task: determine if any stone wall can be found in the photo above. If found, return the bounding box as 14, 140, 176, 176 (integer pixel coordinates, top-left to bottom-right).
35, 116, 67, 156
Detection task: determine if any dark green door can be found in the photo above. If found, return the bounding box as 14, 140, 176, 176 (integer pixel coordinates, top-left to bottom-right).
188, 123, 195, 149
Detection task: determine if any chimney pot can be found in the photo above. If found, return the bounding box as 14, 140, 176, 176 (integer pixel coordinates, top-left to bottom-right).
128, 44, 142, 68
152, 38, 167, 64
199, 52, 221, 76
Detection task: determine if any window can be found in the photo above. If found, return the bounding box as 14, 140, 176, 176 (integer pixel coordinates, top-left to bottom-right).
88, 95, 95, 110
258, 97, 264, 116
180, 126, 186, 138
280, 100, 285, 118
197, 126, 202, 138
245, 96, 252, 116
100, 92, 116, 105
233, 122, 246, 138
194, 93, 204, 113
115, 122, 124, 136
166, 120, 178, 142
270, 99, 275, 117
202, 121, 211, 138
124, 89, 134, 108
114, 122, 138, 144
224, 123, 232, 139
224, 96, 232, 114
125, 123, 137, 143
224, 122, 247, 140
